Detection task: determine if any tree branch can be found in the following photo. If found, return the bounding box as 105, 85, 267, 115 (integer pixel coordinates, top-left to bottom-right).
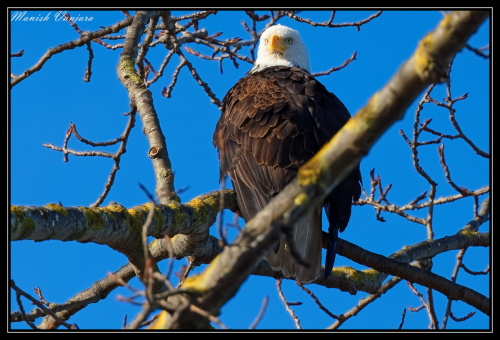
11, 189, 237, 286
117, 10, 179, 205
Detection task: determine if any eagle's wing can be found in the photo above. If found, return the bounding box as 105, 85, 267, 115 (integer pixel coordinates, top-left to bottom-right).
214, 66, 361, 282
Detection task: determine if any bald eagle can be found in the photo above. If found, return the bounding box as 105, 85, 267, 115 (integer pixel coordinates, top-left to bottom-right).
213, 24, 362, 283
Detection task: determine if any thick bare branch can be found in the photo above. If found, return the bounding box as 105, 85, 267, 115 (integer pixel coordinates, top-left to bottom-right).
11, 189, 237, 281
117, 10, 178, 204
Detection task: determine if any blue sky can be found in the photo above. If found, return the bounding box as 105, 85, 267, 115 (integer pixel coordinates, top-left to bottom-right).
10, 10, 490, 330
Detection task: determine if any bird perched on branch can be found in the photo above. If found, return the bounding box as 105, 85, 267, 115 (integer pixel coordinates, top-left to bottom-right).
213, 24, 361, 283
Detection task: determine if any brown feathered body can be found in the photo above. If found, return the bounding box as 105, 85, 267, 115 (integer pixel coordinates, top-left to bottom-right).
213, 66, 361, 283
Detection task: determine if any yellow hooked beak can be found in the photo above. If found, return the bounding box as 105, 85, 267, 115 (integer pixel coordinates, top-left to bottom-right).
267, 35, 286, 52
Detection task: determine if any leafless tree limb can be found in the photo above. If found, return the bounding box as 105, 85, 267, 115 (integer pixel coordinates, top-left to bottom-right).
296, 282, 338, 320
118, 10, 179, 205
11, 49, 24, 57
450, 311, 476, 322
329, 276, 402, 329
83, 42, 94, 82
249, 296, 269, 329
465, 43, 489, 58
277, 278, 301, 329
283, 10, 382, 31
312, 51, 357, 77
407, 281, 438, 329
137, 14, 160, 80
11, 280, 77, 329
399, 308, 406, 329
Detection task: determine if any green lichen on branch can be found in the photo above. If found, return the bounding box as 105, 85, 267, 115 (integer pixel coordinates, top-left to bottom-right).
81, 207, 106, 232
10, 206, 35, 238
10, 206, 24, 232
333, 267, 380, 283
10, 190, 237, 252
45, 203, 69, 217
117, 58, 143, 89
459, 228, 478, 239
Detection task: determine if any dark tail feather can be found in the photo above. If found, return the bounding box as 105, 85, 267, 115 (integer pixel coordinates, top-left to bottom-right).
273, 241, 280, 253
324, 224, 338, 279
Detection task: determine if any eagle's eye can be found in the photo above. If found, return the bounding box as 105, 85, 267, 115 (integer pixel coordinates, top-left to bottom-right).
286, 38, 293, 44
264, 38, 269, 44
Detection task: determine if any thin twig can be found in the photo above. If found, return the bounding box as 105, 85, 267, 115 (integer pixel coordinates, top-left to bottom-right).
399, 186, 488, 211
11, 280, 77, 329
137, 15, 159, 80
296, 282, 338, 320
176, 258, 195, 289
117, 295, 144, 306
284, 10, 382, 31
249, 296, 269, 329
312, 51, 357, 77
146, 49, 175, 87
90, 106, 137, 207
126, 302, 153, 329
461, 263, 489, 276
42, 143, 115, 158
33, 287, 50, 306
64, 12, 116, 50
16, 292, 38, 329
329, 276, 403, 329
398, 308, 406, 329
141, 197, 156, 267
369, 168, 377, 201
171, 11, 217, 22
162, 59, 186, 98
276, 278, 301, 329
138, 314, 159, 328
408, 304, 425, 312
83, 42, 94, 82
407, 281, 438, 329
11, 49, 25, 57
122, 314, 127, 328
190, 304, 228, 329
70, 122, 123, 147
438, 144, 473, 196
176, 48, 222, 107
450, 311, 476, 322
163, 235, 175, 282
426, 287, 440, 329
430, 61, 490, 158
107, 272, 141, 294
465, 44, 489, 58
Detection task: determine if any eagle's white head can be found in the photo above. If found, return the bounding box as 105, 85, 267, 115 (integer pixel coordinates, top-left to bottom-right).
250, 24, 311, 74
